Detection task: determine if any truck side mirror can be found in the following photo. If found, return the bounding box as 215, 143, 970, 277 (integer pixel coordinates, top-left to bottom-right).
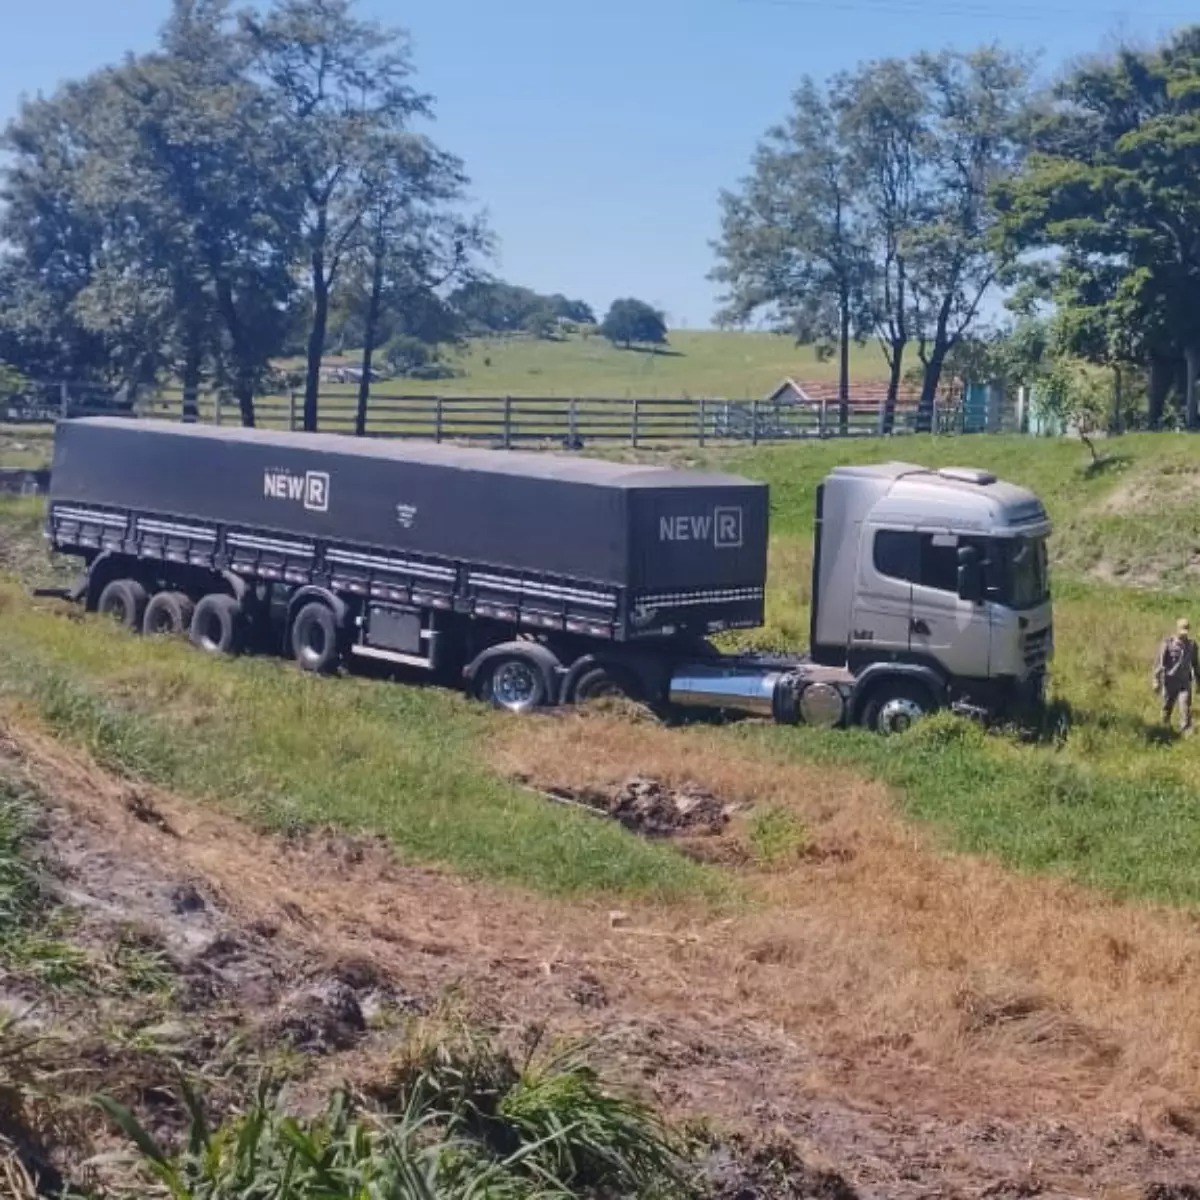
957, 545, 984, 604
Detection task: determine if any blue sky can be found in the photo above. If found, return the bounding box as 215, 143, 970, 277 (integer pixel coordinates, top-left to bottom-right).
3, 0, 1195, 327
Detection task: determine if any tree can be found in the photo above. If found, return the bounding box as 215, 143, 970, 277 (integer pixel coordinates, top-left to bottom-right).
996, 28, 1200, 428
712, 78, 867, 430
1037, 357, 1112, 464
347, 134, 483, 435
599, 299, 667, 349
904, 47, 1032, 429
524, 307, 558, 340
548, 295, 595, 324
243, 0, 432, 432
0, 74, 124, 383
0, 0, 300, 425
832, 57, 927, 432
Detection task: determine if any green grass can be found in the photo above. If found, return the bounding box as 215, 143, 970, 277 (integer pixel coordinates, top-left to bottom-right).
692, 431, 1200, 905
11, 430, 1200, 909
375, 330, 889, 398
0, 583, 721, 905
0, 774, 93, 988
146, 331, 888, 409
0, 423, 53, 469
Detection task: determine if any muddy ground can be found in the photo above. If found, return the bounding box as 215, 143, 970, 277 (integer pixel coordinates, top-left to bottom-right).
3, 717, 1200, 1199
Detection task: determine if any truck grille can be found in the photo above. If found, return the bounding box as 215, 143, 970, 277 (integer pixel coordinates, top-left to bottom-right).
1023, 626, 1052, 670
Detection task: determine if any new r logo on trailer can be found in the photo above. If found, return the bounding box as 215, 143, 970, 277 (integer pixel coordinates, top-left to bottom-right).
658, 506, 744, 549
263, 468, 330, 513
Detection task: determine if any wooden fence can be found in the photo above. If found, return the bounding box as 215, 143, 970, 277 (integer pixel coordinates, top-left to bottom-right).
134, 391, 973, 443
6, 381, 1003, 444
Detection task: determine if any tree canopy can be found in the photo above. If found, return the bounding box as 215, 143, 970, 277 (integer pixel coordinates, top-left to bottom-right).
600, 299, 668, 349
713, 47, 1031, 431
996, 27, 1200, 428
0, 0, 483, 427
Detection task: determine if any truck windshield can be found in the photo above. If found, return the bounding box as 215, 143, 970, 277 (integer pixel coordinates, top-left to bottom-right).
995, 536, 1049, 609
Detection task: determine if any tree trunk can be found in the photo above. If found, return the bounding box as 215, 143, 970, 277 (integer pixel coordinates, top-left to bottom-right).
1149, 355, 1171, 428
1111, 365, 1123, 434
304, 253, 329, 434
355, 249, 385, 438
917, 340, 948, 434
180, 336, 202, 425
1187, 344, 1200, 431
212, 274, 255, 428
882, 340, 904, 435
838, 281, 850, 435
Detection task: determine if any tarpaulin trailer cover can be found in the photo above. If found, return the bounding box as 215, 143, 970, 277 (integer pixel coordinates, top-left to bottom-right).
48, 419, 769, 598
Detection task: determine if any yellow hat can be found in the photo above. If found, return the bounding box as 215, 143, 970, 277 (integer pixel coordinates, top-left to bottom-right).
1179, 618, 1191, 634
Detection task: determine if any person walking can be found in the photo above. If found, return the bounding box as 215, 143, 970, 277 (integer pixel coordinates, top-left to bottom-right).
1154, 618, 1200, 734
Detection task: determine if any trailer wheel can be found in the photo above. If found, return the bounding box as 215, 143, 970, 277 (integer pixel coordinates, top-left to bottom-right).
290, 602, 341, 674
97, 579, 148, 632
142, 591, 195, 638
190, 594, 244, 656
476, 654, 547, 714
861, 681, 934, 736
572, 664, 641, 705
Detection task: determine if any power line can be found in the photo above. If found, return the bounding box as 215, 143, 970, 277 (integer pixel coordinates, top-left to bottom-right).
736, 0, 1195, 22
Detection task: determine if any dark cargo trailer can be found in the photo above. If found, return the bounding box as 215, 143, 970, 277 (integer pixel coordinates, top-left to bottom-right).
48, 419, 768, 643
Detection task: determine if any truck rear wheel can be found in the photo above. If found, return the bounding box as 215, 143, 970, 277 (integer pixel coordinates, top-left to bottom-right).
476, 654, 547, 714
572, 664, 641, 705
143, 591, 195, 638
190, 594, 244, 657
862, 681, 933, 736
290, 602, 341, 674
97, 579, 148, 632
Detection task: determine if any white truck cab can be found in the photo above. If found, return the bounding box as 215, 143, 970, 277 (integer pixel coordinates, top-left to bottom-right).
810, 463, 1052, 729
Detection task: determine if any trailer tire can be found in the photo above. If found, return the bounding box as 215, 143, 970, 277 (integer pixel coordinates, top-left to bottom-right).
190, 594, 244, 657
97, 579, 148, 632
290, 602, 341, 674
571, 664, 641, 705
143, 591, 195, 638
475, 653, 548, 714
861, 680, 934, 736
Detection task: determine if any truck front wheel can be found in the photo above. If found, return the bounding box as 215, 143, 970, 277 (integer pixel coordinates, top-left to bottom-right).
861, 681, 934, 736
190, 594, 244, 657
97, 579, 148, 632
290, 602, 341, 674
476, 654, 547, 714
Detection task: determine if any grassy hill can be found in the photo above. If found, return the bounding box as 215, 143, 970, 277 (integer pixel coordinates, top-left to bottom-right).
323, 329, 891, 398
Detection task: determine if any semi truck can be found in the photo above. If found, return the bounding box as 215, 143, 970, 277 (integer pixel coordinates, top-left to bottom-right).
44, 418, 1053, 734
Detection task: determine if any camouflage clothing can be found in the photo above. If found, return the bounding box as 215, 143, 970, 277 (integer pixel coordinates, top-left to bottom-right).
1155, 634, 1200, 732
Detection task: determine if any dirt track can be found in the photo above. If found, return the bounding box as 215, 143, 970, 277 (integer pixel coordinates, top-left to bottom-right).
6, 710, 1200, 1199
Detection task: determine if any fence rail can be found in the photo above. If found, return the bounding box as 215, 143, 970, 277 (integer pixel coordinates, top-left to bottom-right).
5, 382, 1013, 444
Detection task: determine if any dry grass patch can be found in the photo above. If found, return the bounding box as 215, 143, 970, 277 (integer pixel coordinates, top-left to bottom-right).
493, 710, 1200, 1122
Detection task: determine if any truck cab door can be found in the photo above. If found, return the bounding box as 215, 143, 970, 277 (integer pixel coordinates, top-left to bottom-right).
849, 526, 914, 660
908, 533, 991, 679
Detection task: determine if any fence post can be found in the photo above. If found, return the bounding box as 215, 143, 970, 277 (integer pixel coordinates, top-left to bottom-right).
632, 397, 641, 449
569, 396, 578, 447
214, 394, 222, 426
288, 389, 297, 432
503, 395, 513, 448
751, 399, 760, 446
59, 381, 69, 421
434, 396, 444, 443
818, 396, 827, 439
698, 397, 707, 447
